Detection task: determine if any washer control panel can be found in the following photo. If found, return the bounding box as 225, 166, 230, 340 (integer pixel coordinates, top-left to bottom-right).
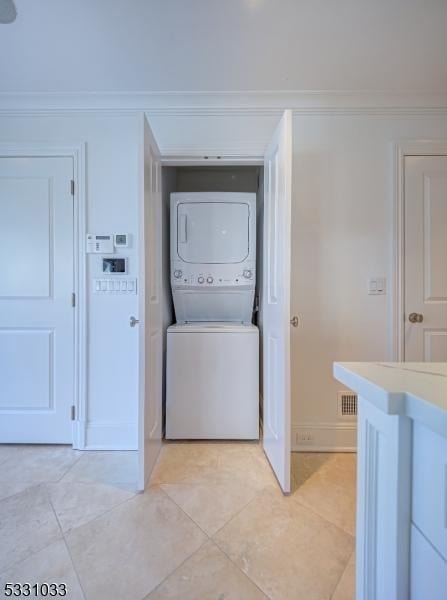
172, 268, 255, 287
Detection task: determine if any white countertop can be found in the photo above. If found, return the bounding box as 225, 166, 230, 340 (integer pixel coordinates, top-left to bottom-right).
333, 362, 447, 437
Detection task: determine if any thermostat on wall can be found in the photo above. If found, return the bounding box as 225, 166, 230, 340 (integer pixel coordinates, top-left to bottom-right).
114, 233, 130, 248
86, 234, 114, 253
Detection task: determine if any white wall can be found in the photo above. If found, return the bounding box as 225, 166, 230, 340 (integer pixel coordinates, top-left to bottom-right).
290, 113, 447, 450
4, 108, 447, 452
0, 113, 141, 449
3, 1, 447, 94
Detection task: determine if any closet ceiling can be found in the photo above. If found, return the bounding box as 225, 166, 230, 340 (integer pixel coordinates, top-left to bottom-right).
1, 0, 447, 94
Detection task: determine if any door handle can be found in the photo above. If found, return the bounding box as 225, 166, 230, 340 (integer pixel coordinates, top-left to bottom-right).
129, 316, 139, 328
408, 312, 423, 323
179, 214, 187, 243
290, 316, 299, 328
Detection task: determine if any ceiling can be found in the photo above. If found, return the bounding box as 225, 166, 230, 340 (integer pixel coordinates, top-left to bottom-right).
1, 0, 447, 94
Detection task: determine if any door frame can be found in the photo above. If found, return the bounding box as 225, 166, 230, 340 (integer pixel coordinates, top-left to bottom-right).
394, 140, 447, 360
139, 110, 292, 490
0, 143, 86, 448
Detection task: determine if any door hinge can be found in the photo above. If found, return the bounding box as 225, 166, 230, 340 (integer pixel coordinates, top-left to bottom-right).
71, 405, 76, 420
71, 292, 76, 307
70, 179, 75, 195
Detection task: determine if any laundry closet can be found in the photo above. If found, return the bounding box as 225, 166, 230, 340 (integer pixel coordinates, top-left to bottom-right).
160, 166, 264, 440
140, 111, 292, 493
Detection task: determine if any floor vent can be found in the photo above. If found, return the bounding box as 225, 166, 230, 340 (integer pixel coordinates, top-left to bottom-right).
338, 392, 358, 419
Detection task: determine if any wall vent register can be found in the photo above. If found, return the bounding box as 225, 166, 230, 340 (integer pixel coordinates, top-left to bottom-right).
338, 391, 358, 418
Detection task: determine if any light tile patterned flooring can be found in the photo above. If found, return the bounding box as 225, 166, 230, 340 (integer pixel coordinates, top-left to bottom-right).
0, 443, 356, 600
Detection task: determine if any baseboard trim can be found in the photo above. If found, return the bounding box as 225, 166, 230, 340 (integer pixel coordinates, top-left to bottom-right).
84, 421, 137, 450
293, 445, 357, 453
292, 421, 357, 452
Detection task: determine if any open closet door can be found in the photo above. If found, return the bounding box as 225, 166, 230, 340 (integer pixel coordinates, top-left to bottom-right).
262, 110, 293, 493
138, 115, 163, 490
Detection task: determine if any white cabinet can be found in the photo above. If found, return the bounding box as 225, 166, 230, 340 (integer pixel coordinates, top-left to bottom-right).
333, 362, 447, 600
166, 323, 259, 439
411, 525, 447, 600
412, 421, 447, 561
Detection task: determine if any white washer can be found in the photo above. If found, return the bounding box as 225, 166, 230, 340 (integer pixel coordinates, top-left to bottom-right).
166, 323, 259, 439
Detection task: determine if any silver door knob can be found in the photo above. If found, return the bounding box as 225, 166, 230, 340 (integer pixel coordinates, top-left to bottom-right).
408, 312, 423, 323
129, 316, 139, 327
290, 316, 299, 328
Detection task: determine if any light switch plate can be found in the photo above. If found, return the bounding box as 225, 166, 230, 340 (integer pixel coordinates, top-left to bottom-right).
94, 278, 137, 294
369, 277, 386, 295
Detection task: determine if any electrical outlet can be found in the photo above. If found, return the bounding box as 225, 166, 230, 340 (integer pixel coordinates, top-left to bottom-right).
296, 431, 314, 443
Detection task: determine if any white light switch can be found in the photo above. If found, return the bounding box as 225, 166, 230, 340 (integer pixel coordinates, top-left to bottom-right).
369, 277, 386, 295
93, 278, 137, 294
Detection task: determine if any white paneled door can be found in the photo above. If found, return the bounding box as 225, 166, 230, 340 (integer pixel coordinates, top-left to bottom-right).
138, 117, 163, 490
0, 157, 74, 443
404, 156, 447, 361
262, 111, 293, 493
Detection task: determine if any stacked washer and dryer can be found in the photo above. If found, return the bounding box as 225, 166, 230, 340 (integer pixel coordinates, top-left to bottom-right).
166, 192, 259, 439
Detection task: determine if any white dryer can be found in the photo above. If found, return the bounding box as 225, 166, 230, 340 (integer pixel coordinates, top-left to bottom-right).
170, 192, 256, 323
166, 323, 259, 439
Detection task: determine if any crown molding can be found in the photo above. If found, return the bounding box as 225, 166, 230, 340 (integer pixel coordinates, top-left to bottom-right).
0, 90, 447, 117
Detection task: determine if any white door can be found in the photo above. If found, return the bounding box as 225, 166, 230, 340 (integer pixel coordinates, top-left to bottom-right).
404, 156, 447, 361
0, 156, 74, 443
177, 201, 250, 263
262, 110, 293, 493
138, 117, 163, 490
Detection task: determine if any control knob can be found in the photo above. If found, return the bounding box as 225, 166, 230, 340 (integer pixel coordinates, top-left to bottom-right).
206, 276, 214, 284
243, 269, 253, 279
173, 270, 182, 279
198, 276, 205, 284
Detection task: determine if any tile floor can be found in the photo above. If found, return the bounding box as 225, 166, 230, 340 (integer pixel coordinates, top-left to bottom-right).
0, 442, 356, 600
